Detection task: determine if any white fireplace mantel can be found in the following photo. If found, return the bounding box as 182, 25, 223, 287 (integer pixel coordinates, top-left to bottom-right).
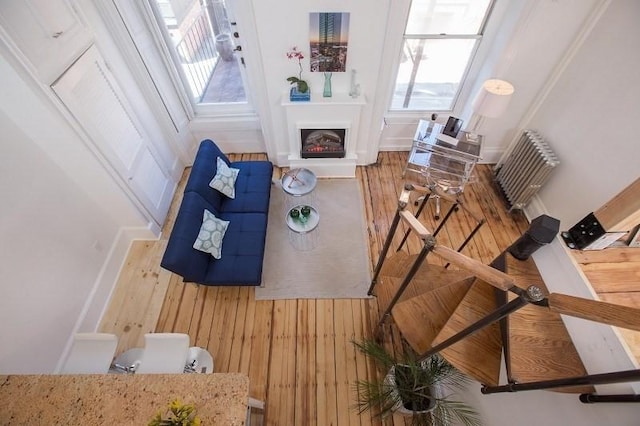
281, 93, 366, 177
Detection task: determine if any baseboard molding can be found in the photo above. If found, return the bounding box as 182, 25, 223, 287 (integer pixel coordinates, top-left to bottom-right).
378, 139, 411, 152
54, 225, 155, 373
479, 147, 503, 164
288, 156, 357, 178
523, 194, 549, 222
170, 155, 186, 183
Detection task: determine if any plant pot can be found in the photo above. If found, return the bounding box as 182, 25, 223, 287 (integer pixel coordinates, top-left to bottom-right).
353, 340, 480, 426
384, 364, 437, 416
290, 86, 310, 102
215, 33, 235, 62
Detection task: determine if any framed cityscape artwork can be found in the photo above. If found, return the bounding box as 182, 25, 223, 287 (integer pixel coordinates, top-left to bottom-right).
309, 12, 350, 72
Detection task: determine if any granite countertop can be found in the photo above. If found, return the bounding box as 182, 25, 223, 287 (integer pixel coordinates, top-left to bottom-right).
0, 373, 248, 425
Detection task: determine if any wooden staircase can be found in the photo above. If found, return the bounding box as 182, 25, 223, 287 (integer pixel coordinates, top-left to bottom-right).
369, 183, 640, 398
374, 251, 594, 393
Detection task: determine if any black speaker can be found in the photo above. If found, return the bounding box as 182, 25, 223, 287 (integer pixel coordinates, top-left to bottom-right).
508, 214, 560, 260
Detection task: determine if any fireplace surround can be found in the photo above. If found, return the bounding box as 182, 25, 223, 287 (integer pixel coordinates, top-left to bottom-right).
282, 93, 366, 177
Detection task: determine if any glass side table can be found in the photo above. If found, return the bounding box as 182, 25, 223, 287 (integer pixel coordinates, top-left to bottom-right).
286, 205, 320, 251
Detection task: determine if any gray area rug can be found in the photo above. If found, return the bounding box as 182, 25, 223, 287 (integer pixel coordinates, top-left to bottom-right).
256, 179, 372, 300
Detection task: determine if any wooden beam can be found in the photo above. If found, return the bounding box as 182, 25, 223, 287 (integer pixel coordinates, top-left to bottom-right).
399, 209, 432, 240
594, 177, 640, 232
549, 293, 640, 332
432, 245, 517, 292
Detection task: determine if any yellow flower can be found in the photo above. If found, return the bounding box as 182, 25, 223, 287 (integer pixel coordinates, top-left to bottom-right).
148, 399, 200, 426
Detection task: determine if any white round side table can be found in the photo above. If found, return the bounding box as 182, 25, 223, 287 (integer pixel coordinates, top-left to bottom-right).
281, 168, 317, 210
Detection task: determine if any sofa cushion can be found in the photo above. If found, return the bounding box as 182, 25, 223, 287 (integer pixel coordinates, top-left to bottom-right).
209, 157, 240, 199
184, 139, 230, 211
192, 209, 229, 259
203, 211, 268, 285
184, 140, 273, 214
222, 160, 273, 214
161, 192, 218, 283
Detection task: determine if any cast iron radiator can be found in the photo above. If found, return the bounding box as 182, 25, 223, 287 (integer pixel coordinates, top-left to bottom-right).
495, 129, 559, 211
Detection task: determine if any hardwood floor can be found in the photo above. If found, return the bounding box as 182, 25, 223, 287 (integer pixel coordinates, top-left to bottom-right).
100, 152, 538, 425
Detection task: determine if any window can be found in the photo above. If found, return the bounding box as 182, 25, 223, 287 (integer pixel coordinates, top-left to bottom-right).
391, 0, 494, 111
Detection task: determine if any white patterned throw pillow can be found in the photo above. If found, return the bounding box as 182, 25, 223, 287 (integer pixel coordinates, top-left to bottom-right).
192, 209, 230, 259
209, 157, 240, 199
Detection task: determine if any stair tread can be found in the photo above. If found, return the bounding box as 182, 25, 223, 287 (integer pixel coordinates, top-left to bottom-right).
378, 251, 413, 278
504, 254, 595, 394
392, 277, 475, 354
433, 279, 503, 386
374, 253, 474, 315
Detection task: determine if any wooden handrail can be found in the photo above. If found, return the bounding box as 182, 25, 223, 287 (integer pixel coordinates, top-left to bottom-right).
432, 245, 517, 292
548, 293, 640, 332
399, 210, 432, 240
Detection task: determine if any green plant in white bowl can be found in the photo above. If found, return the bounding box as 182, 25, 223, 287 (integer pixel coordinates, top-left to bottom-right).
353, 339, 482, 426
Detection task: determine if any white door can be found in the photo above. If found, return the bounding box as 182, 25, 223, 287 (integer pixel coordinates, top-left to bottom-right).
0, 0, 92, 84
52, 45, 174, 226
147, 0, 254, 114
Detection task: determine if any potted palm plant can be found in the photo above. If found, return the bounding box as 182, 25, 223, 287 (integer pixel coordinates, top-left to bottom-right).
353, 339, 482, 426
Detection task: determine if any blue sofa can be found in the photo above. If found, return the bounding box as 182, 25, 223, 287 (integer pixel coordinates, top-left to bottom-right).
161, 140, 273, 286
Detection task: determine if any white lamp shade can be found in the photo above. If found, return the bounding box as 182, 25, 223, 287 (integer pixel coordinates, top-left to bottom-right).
471, 79, 515, 118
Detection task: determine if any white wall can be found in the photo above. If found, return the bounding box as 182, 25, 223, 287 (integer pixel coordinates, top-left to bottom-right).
468, 0, 601, 162
0, 48, 154, 373
0, 111, 127, 374
471, 1, 640, 417
526, 0, 640, 227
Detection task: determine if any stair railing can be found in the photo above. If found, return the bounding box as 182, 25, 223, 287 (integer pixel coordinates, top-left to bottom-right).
369, 183, 486, 322
396, 184, 486, 266
417, 286, 545, 356
416, 245, 640, 402
368, 184, 413, 293
369, 185, 439, 329
372, 186, 640, 402
480, 369, 640, 395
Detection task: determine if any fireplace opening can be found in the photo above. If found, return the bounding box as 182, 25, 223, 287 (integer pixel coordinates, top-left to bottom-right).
300, 129, 346, 159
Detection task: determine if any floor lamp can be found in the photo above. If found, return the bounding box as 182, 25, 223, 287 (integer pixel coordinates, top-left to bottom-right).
467, 78, 514, 139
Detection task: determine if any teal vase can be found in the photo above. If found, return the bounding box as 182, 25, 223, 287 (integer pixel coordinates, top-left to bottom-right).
323, 72, 332, 97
